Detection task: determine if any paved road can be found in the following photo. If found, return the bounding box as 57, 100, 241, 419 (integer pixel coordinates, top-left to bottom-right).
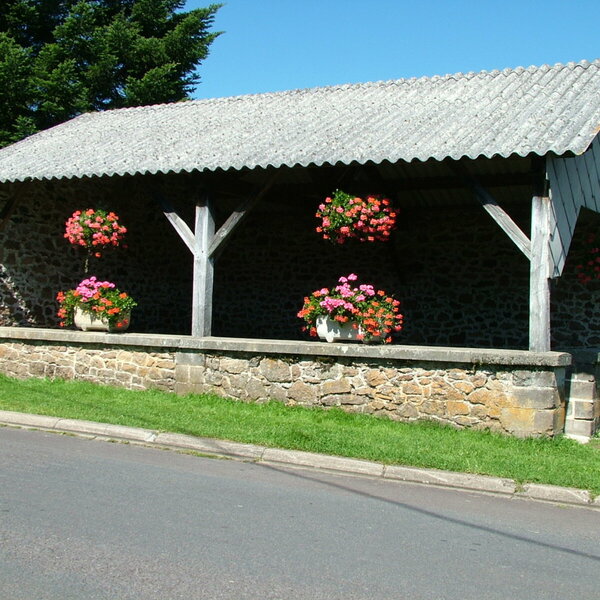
0, 427, 598, 600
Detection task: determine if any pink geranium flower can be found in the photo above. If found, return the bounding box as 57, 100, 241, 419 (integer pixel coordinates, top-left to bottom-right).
298, 274, 404, 344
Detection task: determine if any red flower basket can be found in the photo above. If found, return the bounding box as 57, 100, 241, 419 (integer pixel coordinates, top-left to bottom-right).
315, 190, 398, 244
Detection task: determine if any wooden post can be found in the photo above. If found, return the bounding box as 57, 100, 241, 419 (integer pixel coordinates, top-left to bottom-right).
529, 195, 552, 352
192, 194, 215, 337
151, 182, 268, 337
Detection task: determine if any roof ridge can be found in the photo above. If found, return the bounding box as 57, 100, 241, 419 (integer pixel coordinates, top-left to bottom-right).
90, 58, 600, 115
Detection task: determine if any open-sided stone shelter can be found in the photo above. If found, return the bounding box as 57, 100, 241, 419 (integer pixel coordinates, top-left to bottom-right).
0, 59, 598, 439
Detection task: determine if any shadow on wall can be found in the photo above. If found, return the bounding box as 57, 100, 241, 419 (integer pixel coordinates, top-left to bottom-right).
552, 208, 600, 349
0, 176, 193, 333
0, 178, 598, 349
213, 201, 532, 349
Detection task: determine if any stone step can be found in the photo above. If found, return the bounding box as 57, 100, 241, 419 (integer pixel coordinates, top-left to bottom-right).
565, 376, 597, 402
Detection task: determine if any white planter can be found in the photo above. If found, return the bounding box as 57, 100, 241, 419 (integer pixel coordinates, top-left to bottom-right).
315, 316, 385, 343
315, 316, 362, 343
74, 308, 130, 332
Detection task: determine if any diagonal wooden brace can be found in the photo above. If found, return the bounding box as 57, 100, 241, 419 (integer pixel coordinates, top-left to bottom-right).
449, 163, 532, 260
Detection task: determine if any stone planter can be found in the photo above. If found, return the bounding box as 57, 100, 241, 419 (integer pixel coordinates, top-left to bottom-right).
74, 307, 130, 332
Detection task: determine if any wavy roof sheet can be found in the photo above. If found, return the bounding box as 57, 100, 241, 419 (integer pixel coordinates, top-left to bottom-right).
1, 59, 599, 183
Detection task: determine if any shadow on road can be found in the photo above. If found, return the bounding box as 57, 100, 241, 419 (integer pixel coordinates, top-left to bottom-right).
256, 461, 600, 563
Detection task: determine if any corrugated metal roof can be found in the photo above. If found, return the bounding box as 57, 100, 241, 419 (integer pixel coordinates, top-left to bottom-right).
0, 59, 599, 183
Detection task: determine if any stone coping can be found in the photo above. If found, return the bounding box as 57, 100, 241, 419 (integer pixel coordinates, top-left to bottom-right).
0, 326, 572, 368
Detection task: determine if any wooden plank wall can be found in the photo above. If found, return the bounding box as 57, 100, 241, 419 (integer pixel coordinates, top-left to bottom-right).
547, 136, 600, 277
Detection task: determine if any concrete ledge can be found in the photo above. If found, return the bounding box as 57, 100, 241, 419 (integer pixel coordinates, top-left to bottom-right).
154, 432, 265, 460
0, 327, 572, 368
262, 447, 385, 476
517, 483, 593, 505
384, 465, 516, 495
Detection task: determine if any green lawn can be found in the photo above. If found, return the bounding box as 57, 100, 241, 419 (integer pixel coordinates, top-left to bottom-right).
0, 374, 599, 493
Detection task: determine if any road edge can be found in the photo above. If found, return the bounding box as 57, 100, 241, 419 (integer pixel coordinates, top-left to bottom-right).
1, 409, 597, 510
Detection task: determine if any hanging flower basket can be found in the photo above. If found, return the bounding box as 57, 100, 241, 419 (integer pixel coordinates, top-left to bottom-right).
64, 209, 127, 259
315, 190, 398, 244
297, 274, 403, 343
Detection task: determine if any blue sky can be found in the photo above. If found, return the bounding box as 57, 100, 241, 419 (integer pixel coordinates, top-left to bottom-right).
185, 0, 600, 100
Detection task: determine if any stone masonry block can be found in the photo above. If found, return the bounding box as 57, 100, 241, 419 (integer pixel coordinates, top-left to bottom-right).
270, 385, 288, 403
564, 418, 596, 437
365, 369, 387, 387
54, 366, 75, 379
259, 358, 292, 383
532, 409, 558, 434
189, 365, 207, 385
227, 373, 250, 391
245, 378, 270, 400
176, 351, 206, 367
510, 387, 561, 409
512, 370, 557, 388
337, 394, 366, 406
174, 363, 190, 383
321, 379, 351, 395
287, 381, 317, 403
446, 401, 470, 416
453, 381, 475, 394
468, 388, 507, 406
567, 379, 597, 402
566, 399, 595, 420
396, 403, 419, 418
220, 357, 250, 374
500, 407, 534, 433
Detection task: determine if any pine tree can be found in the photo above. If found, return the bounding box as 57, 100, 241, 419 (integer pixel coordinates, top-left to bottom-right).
0, 0, 221, 147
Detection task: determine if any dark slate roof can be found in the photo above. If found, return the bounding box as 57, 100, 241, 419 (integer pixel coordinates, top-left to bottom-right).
0, 59, 599, 183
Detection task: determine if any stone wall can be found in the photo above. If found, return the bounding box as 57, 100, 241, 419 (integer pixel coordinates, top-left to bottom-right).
0, 340, 175, 391
0, 176, 598, 350
175, 353, 566, 437
0, 176, 193, 334
0, 329, 573, 438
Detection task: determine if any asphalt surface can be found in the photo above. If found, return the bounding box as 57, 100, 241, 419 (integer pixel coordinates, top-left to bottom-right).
1, 426, 599, 600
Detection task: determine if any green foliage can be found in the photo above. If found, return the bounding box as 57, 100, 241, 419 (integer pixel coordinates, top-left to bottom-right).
0, 0, 221, 146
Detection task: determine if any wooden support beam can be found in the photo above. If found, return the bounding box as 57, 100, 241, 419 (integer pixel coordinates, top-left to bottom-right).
529, 196, 552, 352
147, 183, 216, 336
192, 194, 215, 337
477, 185, 532, 260
150, 187, 196, 255
208, 175, 276, 259
449, 163, 532, 259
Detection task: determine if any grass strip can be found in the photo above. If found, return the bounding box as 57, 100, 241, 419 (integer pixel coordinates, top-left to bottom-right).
0, 374, 598, 493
